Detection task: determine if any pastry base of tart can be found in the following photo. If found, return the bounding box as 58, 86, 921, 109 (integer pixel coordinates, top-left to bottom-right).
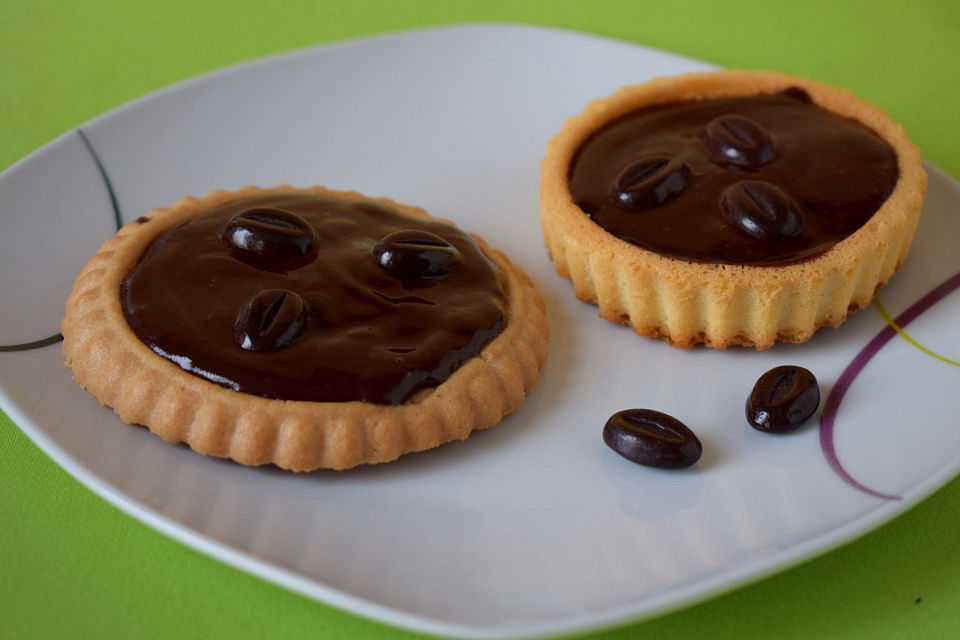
539, 70, 927, 349
62, 185, 548, 470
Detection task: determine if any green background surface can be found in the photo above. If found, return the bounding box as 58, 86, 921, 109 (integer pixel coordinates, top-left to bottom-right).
2, 1, 959, 638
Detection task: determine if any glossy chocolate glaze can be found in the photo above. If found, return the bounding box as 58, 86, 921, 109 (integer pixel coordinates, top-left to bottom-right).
568, 90, 899, 265
120, 194, 506, 404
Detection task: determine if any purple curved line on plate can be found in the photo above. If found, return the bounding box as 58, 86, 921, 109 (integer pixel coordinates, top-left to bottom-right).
821, 268, 960, 500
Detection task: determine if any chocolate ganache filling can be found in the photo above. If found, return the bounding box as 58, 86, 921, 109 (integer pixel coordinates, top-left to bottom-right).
568, 89, 900, 265
120, 194, 506, 404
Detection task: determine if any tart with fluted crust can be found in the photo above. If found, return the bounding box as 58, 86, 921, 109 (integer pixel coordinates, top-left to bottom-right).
540, 70, 926, 348
62, 185, 547, 471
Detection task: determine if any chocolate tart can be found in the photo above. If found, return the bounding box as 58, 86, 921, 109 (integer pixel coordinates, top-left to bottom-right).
62, 185, 547, 470
540, 70, 926, 348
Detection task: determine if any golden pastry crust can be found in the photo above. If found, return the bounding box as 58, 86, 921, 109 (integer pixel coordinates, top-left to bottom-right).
540, 70, 927, 348
62, 185, 548, 470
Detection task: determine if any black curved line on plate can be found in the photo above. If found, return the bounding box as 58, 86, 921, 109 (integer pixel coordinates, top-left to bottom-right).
76, 127, 123, 232
0, 333, 64, 352
0, 128, 122, 352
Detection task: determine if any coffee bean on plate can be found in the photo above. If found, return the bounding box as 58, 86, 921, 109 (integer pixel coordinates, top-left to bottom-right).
746, 365, 820, 432
603, 409, 702, 469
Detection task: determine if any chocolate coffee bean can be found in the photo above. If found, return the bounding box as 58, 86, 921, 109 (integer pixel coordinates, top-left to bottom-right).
373, 230, 462, 277
220, 207, 317, 261
603, 409, 702, 469
235, 289, 308, 352
703, 114, 775, 169
721, 180, 802, 241
746, 365, 820, 432
612, 156, 690, 211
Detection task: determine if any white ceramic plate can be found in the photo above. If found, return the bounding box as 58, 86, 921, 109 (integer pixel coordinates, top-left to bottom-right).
2, 24, 959, 639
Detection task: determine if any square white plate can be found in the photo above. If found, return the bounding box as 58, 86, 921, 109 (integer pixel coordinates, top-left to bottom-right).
2, 24, 960, 639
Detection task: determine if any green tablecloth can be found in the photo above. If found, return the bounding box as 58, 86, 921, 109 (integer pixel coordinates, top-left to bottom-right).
2, 1, 959, 638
